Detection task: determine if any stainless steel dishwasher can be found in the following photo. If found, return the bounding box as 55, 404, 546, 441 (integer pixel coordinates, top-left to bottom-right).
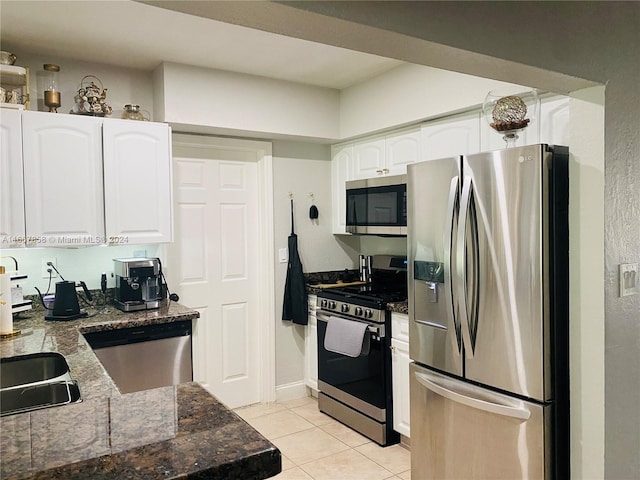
84, 320, 192, 394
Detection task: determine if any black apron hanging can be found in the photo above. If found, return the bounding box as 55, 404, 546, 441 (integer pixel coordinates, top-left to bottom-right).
282, 198, 308, 325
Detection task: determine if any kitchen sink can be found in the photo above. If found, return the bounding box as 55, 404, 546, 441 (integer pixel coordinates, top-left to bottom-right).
1, 380, 82, 416
0, 352, 82, 416
1, 352, 72, 389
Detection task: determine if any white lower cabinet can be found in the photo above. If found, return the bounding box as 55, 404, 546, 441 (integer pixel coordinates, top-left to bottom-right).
305, 295, 318, 392
391, 312, 411, 437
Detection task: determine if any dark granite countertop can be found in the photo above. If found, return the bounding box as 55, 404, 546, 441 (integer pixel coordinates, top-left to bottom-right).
0, 303, 281, 480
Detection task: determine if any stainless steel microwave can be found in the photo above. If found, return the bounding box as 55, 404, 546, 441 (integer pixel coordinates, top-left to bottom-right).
346, 174, 407, 235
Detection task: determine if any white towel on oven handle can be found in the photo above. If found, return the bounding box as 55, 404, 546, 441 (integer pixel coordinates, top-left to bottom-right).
324, 315, 371, 357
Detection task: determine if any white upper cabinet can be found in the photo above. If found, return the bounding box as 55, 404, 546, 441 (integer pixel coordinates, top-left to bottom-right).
352, 137, 386, 180
0, 109, 25, 247
103, 119, 173, 244
351, 129, 420, 180
331, 143, 352, 234
385, 127, 421, 175
539, 96, 570, 146
22, 111, 104, 246
421, 112, 481, 161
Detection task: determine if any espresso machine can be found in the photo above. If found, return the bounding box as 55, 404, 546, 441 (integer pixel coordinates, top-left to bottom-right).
113, 258, 165, 312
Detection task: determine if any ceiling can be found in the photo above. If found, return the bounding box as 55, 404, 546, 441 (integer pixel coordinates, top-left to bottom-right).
0, 1, 404, 90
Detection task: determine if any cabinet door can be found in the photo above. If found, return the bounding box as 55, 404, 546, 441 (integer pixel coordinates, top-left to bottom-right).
22, 111, 104, 246
385, 127, 421, 176
391, 337, 411, 437
539, 96, 569, 146
422, 112, 481, 161
103, 119, 173, 244
0, 109, 25, 247
305, 295, 318, 392
352, 137, 385, 180
331, 144, 352, 234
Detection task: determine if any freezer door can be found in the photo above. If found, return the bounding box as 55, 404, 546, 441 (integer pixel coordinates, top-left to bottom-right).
408, 156, 462, 376
410, 363, 550, 480
461, 145, 554, 401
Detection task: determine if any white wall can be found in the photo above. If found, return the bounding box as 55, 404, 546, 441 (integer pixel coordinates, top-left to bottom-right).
271, 140, 359, 386
10, 52, 154, 121
155, 62, 340, 141
568, 86, 606, 480
0, 54, 162, 296
0, 244, 162, 293
340, 63, 525, 139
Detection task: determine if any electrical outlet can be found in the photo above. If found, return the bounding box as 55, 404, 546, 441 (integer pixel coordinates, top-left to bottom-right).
42, 257, 58, 279
620, 263, 639, 297
278, 248, 288, 264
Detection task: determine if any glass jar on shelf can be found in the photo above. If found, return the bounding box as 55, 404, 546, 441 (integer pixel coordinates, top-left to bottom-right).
43, 64, 61, 113
122, 104, 149, 121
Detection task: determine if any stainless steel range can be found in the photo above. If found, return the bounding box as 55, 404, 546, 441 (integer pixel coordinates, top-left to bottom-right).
316, 255, 407, 446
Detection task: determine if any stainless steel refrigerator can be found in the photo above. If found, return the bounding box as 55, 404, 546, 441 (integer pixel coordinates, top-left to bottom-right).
407, 144, 569, 479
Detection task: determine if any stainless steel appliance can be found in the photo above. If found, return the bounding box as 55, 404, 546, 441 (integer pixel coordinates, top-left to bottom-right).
113, 258, 164, 312
316, 255, 407, 446
346, 175, 407, 235
83, 320, 192, 394
408, 144, 569, 479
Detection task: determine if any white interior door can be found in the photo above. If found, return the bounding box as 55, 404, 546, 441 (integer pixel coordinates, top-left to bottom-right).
168, 137, 270, 409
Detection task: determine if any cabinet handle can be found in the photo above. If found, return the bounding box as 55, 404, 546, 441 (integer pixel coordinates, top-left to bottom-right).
390, 345, 396, 351
382, 168, 389, 174
376, 169, 383, 174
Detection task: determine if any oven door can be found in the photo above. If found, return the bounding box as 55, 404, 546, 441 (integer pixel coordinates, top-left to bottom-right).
316, 311, 388, 421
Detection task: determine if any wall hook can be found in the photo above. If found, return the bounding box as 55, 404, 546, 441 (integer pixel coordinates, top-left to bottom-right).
288, 192, 293, 200
308, 192, 315, 204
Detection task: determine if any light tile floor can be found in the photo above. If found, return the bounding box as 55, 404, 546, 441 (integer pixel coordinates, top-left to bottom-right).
235, 396, 411, 480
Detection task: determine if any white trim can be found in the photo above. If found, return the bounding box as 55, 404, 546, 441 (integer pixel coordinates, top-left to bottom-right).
171, 133, 276, 404
257, 149, 277, 403
275, 381, 309, 403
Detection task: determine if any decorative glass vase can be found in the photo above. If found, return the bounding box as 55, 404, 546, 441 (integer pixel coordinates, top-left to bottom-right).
122, 104, 149, 121
483, 87, 539, 148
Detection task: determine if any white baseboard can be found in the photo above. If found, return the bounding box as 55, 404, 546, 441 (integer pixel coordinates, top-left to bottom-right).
275, 381, 309, 402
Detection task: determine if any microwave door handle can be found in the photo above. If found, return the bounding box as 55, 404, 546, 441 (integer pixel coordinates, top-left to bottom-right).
414, 371, 531, 421
443, 176, 462, 355
456, 175, 475, 358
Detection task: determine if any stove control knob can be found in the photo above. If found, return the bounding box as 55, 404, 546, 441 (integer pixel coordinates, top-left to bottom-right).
329, 301, 337, 309
320, 299, 328, 308
355, 307, 363, 316
364, 309, 373, 318
341, 304, 350, 313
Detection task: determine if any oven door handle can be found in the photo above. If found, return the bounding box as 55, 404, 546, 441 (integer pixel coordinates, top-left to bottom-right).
316, 312, 382, 335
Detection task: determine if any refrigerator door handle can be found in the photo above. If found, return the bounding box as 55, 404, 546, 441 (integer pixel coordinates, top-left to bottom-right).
443, 176, 461, 353
456, 176, 475, 358
414, 371, 531, 421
